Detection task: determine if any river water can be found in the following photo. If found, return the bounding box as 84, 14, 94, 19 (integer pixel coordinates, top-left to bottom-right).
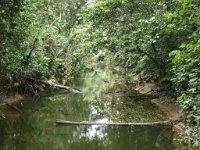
0, 67, 176, 150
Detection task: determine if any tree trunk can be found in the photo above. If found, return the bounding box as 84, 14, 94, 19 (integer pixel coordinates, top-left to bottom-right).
31, 79, 81, 94
55, 119, 180, 127
46, 82, 81, 94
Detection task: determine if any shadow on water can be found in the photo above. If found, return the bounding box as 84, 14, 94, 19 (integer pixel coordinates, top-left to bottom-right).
0, 65, 176, 150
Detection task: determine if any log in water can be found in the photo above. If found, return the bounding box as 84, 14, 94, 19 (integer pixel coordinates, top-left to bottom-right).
55, 119, 180, 127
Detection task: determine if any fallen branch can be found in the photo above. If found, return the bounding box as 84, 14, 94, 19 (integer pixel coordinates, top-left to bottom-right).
31, 78, 81, 94
45, 82, 81, 94
55, 119, 180, 127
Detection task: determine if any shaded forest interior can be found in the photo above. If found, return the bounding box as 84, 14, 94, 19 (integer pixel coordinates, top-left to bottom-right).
0, 0, 199, 148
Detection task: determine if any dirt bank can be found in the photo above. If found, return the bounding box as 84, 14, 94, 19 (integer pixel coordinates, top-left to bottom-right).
134, 82, 185, 134
0, 92, 24, 107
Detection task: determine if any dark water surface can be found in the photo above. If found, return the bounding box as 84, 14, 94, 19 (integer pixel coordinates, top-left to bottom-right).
0, 68, 176, 150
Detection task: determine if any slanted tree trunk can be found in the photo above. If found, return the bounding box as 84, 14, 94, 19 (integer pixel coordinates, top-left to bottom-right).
31, 79, 81, 94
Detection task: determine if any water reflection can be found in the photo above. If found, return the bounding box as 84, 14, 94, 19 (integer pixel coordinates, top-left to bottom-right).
0, 92, 175, 150
84, 118, 110, 140
0, 66, 175, 150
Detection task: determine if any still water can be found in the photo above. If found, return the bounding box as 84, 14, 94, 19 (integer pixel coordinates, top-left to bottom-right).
0, 68, 176, 150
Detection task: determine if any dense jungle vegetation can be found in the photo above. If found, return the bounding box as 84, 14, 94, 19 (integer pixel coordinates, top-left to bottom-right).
0, 0, 199, 148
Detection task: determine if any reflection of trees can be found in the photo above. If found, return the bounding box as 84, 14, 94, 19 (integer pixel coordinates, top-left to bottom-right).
0, 75, 173, 150
80, 66, 168, 123
65, 125, 174, 150
0, 93, 91, 150
81, 66, 117, 102
92, 95, 167, 123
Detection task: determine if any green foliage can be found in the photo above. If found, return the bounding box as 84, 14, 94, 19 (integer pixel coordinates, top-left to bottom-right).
167, 0, 200, 148
0, 0, 199, 148
73, 0, 200, 148
0, 0, 87, 93
74, 0, 175, 84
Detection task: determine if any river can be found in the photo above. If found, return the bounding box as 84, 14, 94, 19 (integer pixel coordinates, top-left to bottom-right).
0, 66, 176, 150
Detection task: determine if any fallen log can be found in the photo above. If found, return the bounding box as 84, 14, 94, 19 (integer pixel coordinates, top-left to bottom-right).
30, 78, 81, 94
55, 119, 180, 127
46, 82, 81, 94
